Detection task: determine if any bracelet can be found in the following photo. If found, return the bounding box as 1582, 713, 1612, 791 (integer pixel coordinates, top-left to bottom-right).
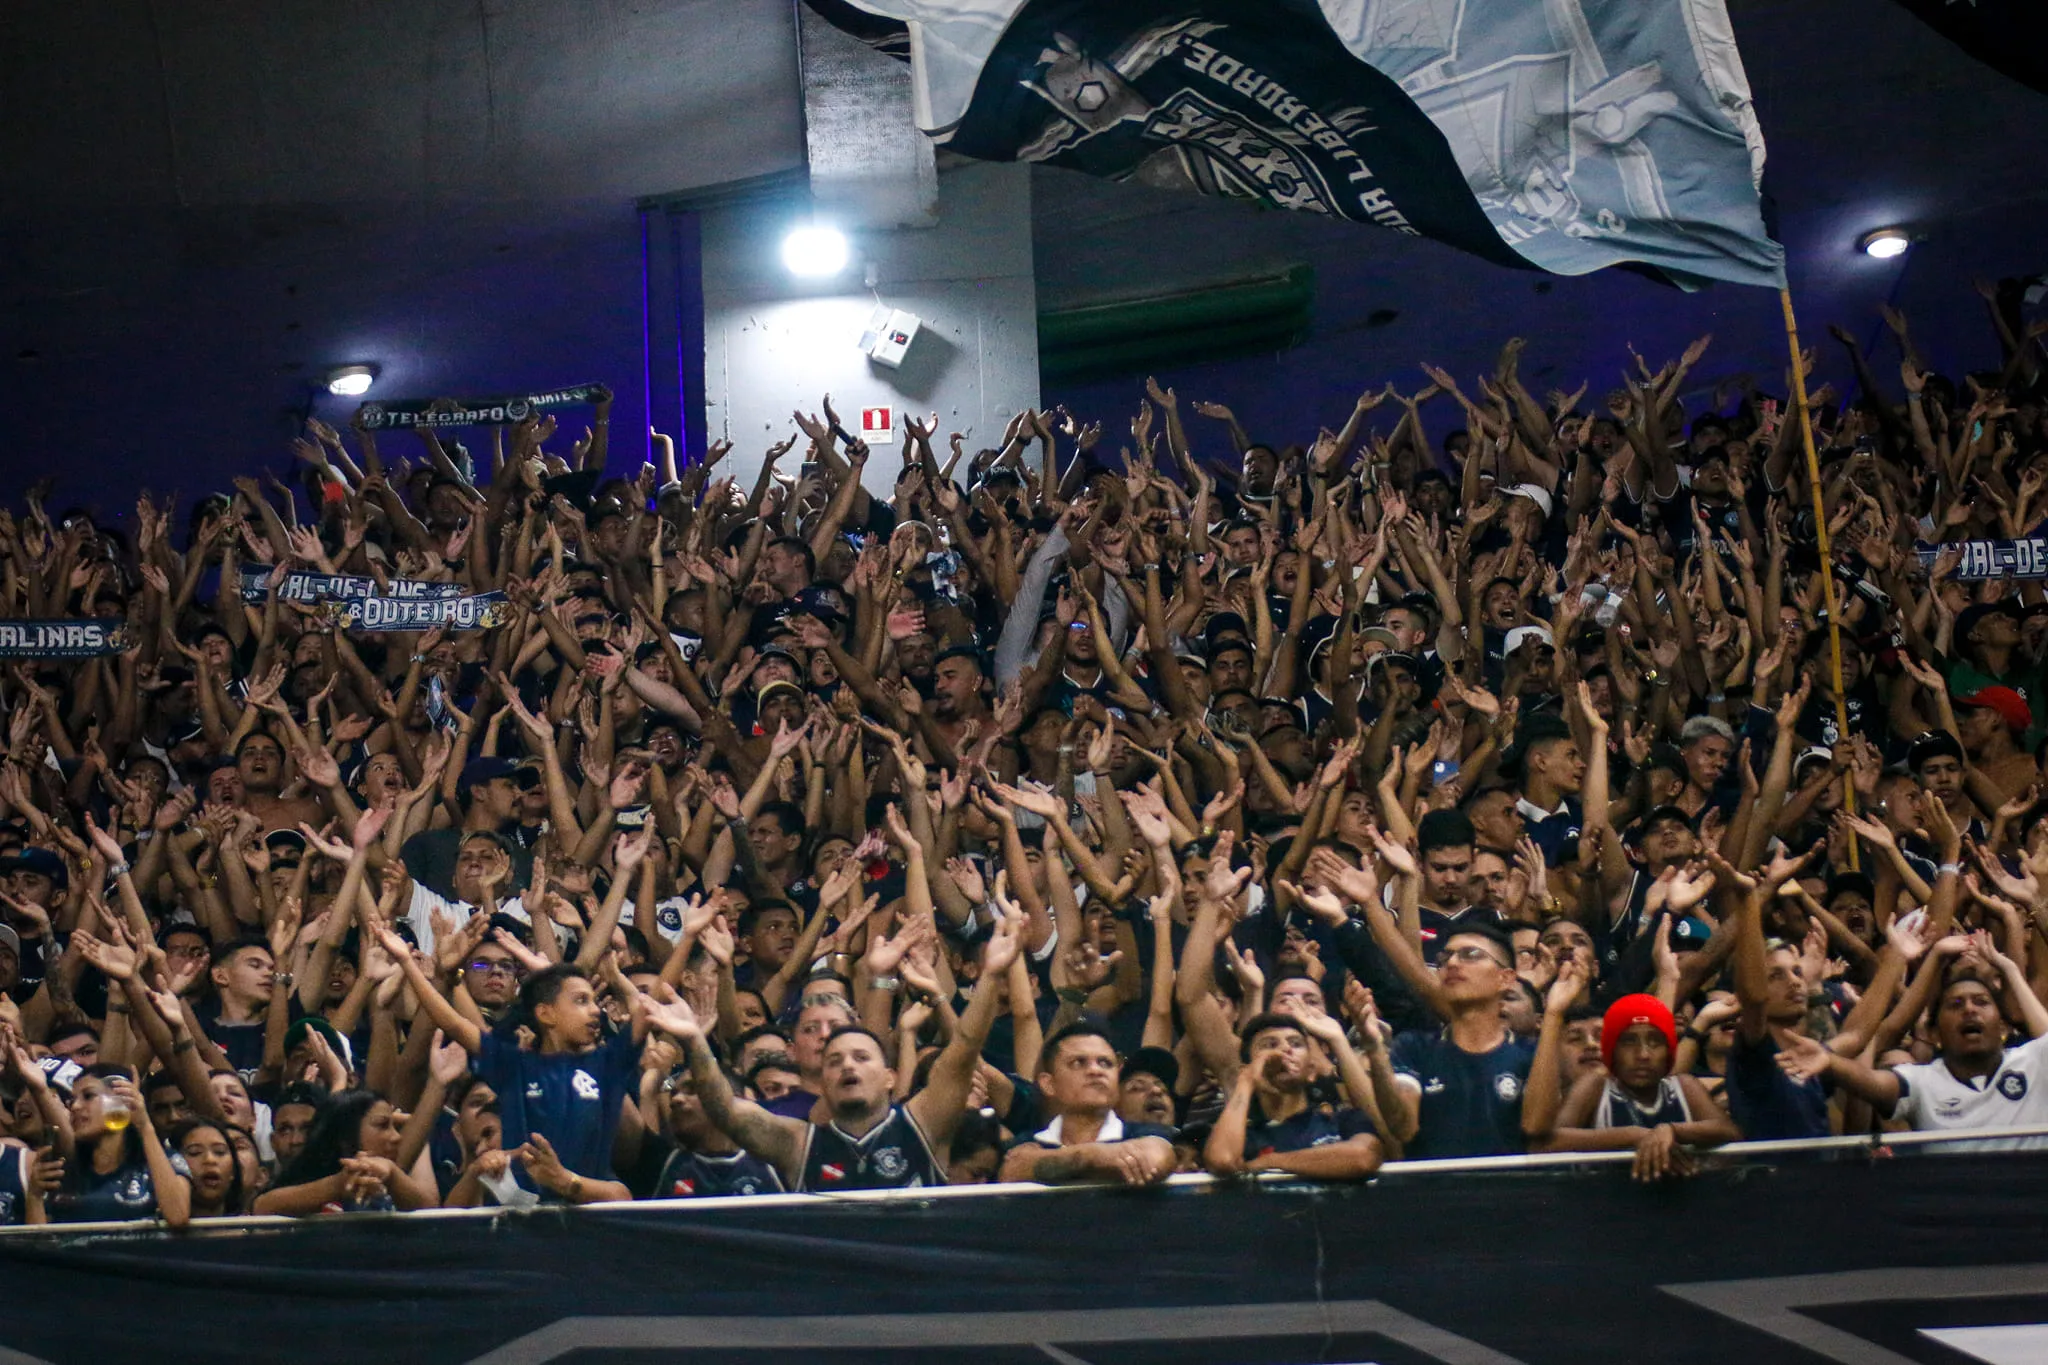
108, 1004, 131, 1016
107, 861, 130, 879
1056, 986, 1087, 1004
173, 1037, 197, 1054
1705, 692, 1726, 704
1938, 862, 1960, 876
871, 975, 902, 993
569, 1175, 585, 1200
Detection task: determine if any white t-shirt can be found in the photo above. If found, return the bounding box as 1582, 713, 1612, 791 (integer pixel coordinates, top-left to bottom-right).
405, 884, 529, 960
1890, 1034, 2048, 1151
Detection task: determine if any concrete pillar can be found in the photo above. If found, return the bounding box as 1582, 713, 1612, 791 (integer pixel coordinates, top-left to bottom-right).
697, 160, 1040, 495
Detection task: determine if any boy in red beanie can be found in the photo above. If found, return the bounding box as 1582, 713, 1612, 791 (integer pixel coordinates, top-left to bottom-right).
1535, 993, 1739, 1179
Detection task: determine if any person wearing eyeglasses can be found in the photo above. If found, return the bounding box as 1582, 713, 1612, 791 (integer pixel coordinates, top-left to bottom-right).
1379, 926, 1585, 1159
460, 941, 526, 1025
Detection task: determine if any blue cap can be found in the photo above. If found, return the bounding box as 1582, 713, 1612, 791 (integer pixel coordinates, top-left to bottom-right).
0, 847, 68, 888
458, 756, 520, 795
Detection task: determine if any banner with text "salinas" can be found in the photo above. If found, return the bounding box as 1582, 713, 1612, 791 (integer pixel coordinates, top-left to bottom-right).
353, 383, 609, 432
0, 619, 133, 658
810, 0, 1785, 290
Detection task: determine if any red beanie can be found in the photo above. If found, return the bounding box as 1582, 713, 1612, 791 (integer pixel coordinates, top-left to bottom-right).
1601, 994, 1677, 1071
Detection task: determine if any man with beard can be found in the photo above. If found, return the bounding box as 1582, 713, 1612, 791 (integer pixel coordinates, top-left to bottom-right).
661, 907, 1025, 1191
1204, 1010, 1383, 1179
1116, 1047, 1180, 1130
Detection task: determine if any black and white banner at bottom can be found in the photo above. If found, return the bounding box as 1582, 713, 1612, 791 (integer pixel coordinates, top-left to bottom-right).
3, 1151, 2047, 1364
0, 618, 134, 658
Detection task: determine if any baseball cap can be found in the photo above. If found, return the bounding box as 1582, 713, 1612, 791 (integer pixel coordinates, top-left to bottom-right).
1121, 1045, 1180, 1092
1503, 624, 1555, 656
1907, 729, 1965, 771
1359, 626, 1401, 650
0, 847, 68, 888
1958, 685, 2033, 734
1627, 805, 1696, 845
1955, 601, 2021, 647
755, 679, 807, 710
0, 923, 19, 958
791, 585, 847, 624
1669, 915, 1714, 949
458, 756, 520, 795
1205, 611, 1251, 646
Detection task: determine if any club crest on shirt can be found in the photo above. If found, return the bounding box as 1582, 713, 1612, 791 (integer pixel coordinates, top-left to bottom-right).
871, 1147, 908, 1180
1998, 1072, 2028, 1101
573, 1070, 601, 1101
1494, 1073, 1522, 1102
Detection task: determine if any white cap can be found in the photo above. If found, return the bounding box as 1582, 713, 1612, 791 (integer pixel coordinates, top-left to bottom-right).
1504, 624, 1555, 656
1506, 482, 1554, 518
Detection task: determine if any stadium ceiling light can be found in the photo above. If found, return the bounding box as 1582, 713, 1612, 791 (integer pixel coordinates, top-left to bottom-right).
326, 364, 376, 396
781, 224, 850, 278
1859, 228, 1911, 260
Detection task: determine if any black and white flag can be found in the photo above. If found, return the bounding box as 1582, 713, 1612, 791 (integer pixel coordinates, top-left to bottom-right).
812, 0, 1785, 289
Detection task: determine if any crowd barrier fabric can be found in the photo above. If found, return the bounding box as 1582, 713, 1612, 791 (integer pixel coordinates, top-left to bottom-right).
4, 1137, 2047, 1365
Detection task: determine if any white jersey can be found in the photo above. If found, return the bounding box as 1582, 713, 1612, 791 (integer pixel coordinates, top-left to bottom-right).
405, 883, 530, 959
1889, 1034, 2048, 1151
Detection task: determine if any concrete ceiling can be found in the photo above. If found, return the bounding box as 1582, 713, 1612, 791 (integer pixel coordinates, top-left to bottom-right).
2, 0, 2042, 498
0, 0, 804, 209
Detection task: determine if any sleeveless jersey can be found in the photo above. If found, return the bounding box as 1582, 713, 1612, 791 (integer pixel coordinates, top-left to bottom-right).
655, 1147, 786, 1199
1595, 1076, 1692, 1130
797, 1104, 945, 1192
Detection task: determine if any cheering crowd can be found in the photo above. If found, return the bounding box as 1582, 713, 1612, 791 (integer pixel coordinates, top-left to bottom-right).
3, 284, 2048, 1228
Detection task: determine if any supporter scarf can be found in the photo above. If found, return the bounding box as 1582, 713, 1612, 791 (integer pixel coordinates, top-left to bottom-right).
1917, 533, 2048, 582
353, 384, 608, 431
239, 565, 468, 605
319, 592, 512, 632
807, 0, 1785, 289
0, 619, 134, 658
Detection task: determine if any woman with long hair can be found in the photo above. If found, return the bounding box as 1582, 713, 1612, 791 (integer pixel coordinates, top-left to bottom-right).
163, 1119, 248, 1219
252, 1090, 437, 1215
48, 1066, 189, 1228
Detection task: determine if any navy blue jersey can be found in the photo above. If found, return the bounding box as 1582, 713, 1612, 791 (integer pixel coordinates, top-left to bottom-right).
51, 1138, 156, 1223
1242, 1103, 1375, 1159
1390, 1029, 1537, 1159
653, 1146, 785, 1199
0, 1143, 30, 1226
477, 1022, 642, 1196
797, 1104, 944, 1192
1724, 1031, 1831, 1140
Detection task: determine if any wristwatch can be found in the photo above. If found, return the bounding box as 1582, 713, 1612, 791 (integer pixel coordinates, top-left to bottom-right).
272, 971, 295, 989
871, 975, 902, 993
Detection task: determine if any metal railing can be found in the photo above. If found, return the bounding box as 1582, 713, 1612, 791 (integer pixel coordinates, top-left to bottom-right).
6, 1121, 2046, 1240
